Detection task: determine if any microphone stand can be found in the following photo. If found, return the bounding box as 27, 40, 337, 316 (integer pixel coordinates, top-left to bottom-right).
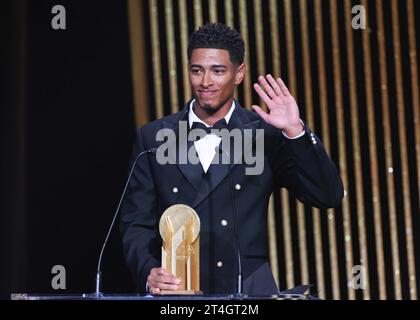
219, 146, 247, 299
90, 148, 156, 298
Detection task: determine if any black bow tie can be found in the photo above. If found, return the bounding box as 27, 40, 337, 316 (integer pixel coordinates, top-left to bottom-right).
190, 118, 228, 134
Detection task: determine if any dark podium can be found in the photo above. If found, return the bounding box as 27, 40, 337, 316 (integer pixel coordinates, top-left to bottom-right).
11, 293, 309, 300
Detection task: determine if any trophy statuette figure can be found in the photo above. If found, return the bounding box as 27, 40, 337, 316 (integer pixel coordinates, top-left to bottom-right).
159, 204, 201, 294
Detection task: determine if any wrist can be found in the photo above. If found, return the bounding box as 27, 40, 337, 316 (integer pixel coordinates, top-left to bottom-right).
282, 121, 304, 138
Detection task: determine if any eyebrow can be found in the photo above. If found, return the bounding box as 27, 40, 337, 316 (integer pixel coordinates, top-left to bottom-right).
189, 64, 227, 69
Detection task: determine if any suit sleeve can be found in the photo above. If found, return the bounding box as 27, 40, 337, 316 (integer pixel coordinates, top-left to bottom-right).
269, 125, 344, 209
119, 127, 160, 292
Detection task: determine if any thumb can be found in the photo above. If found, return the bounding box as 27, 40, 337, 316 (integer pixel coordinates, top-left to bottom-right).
252, 105, 270, 123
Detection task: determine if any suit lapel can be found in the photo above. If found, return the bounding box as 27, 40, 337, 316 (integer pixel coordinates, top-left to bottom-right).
177, 140, 204, 191
162, 102, 204, 192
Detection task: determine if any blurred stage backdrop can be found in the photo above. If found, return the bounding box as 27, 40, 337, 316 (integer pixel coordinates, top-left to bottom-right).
1, 0, 419, 300
127, 0, 420, 300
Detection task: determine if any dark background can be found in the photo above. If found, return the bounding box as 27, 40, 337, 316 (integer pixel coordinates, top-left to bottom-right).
1, 0, 136, 298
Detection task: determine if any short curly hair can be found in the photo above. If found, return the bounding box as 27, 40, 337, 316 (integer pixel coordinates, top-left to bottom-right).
188, 23, 245, 65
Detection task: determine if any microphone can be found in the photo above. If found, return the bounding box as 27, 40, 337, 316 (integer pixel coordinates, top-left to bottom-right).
93, 147, 157, 297
217, 145, 246, 298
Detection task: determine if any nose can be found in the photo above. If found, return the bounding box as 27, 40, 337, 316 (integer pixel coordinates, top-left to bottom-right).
200, 71, 213, 87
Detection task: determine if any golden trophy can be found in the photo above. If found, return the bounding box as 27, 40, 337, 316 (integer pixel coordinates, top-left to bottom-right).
159, 204, 201, 294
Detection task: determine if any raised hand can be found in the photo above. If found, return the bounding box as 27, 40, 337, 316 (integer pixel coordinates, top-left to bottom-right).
252, 75, 303, 137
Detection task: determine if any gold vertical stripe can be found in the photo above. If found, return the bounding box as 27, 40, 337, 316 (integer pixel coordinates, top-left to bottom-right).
376, 0, 402, 299
281, 190, 295, 289
265, 1, 279, 289
314, 0, 331, 153
164, 0, 179, 114
193, 0, 203, 30
254, 0, 265, 76
296, 202, 309, 285
313, 211, 326, 299
269, 0, 281, 77
343, 0, 370, 299
224, 0, 237, 99
326, 211, 340, 299
390, 0, 417, 300
283, 0, 297, 95
407, 0, 420, 212
208, 0, 218, 22
297, 0, 314, 286
329, 0, 355, 300
127, 0, 150, 126
239, 0, 252, 109
149, 0, 164, 119
282, 0, 298, 291
224, 0, 234, 27
299, 0, 314, 128
178, 0, 192, 102
314, 0, 339, 299
254, 0, 266, 109
361, 0, 387, 300
268, 194, 280, 289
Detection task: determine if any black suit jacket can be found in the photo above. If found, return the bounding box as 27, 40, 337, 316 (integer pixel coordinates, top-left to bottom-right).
120, 101, 343, 295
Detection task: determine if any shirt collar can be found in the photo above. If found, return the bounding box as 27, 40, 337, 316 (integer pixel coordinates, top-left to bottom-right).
188, 99, 235, 129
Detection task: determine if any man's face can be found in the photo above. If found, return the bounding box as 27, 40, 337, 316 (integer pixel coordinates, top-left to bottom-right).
189, 48, 244, 113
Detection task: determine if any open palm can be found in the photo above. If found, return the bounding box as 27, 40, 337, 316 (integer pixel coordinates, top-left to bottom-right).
251, 75, 302, 136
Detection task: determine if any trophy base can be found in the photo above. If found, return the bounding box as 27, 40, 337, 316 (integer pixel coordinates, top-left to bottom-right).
158, 290, 203, 295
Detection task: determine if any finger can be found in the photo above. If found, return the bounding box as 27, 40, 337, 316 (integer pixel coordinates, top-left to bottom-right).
151, 267, 169, 276
149, 281, 180, 291
149, 287, 160, 294
266, 74, 282, 96
253, 83, 273, 107
153, 275, 181, 284
276, 78, 291, 96
258, 75, 277, 99
148, 271, 182, 287
251, 105, 270, 124
148, 271, 180, 283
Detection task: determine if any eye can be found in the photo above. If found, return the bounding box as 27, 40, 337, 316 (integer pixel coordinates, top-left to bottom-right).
190, 68, 202, 75
213, 69, 226, 75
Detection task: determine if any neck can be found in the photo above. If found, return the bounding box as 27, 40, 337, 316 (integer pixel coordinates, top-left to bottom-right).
193, 99, 234, 126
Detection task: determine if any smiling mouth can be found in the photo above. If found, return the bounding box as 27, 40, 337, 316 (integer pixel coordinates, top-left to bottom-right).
199, 90, 218, 97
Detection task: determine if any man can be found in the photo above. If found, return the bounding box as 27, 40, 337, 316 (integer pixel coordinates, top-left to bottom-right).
120, 23, 343, 295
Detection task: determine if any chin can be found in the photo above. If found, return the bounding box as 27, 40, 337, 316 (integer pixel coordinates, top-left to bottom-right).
197, 101, 221, 113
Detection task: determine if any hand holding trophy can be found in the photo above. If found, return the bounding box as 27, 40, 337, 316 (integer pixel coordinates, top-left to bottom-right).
159, 204, 201, 294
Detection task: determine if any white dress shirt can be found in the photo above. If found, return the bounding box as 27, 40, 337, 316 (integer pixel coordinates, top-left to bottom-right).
189, 100, 235, 173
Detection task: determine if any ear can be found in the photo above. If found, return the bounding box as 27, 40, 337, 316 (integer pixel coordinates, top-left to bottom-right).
234, 63, 246, 85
